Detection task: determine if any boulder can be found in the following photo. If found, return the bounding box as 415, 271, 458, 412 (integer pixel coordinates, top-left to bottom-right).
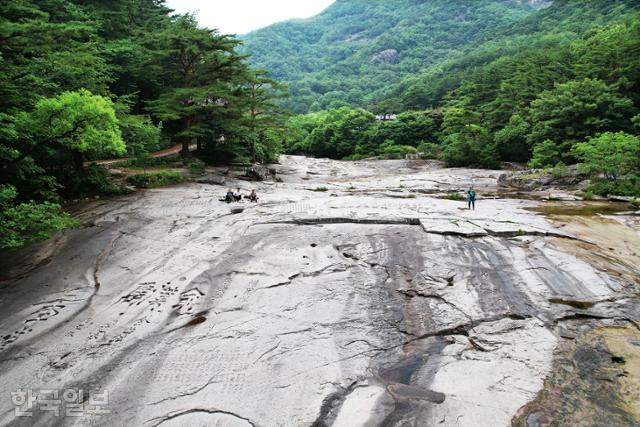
108, 169, 125, 177
195, 175, 226, 185
499, 166, 588, 190
245, 163, 273, 181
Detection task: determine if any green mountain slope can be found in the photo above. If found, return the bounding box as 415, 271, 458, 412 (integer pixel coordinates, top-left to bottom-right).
241, 0, 539, 113
381, 0, 640, 112
272, 0, 639, 192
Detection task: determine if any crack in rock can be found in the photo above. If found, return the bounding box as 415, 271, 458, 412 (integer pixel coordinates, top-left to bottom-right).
148, 373, 219, 406
263, 218, 421, 226
552, 313, 640, 332
91, 231, 125, 289
262, 217, 585, 242
402, 313, 532, 344
254, 341, 281, 363
397, 289, 473, 322
147, 408, 256, 426
262, 264, 353, 290
311, 380, 363, 427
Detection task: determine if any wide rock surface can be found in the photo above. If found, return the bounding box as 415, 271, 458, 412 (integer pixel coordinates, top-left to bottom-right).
0, 156, 638, 426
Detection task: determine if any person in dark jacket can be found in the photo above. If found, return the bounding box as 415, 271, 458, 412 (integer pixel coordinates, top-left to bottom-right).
225, 189, 235, 203
467, 188, 476, 210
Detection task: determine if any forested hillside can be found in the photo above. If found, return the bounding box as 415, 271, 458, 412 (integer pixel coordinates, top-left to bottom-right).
241, 0, 539, 113
0, 0, 285, 249
271, 0, 639, 197
2, 0, 639, 250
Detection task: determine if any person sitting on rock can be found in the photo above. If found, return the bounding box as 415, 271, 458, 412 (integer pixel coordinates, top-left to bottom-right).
225, 188, 235, 203
248, 189, 259, 202
467, 188, 476, 210
234, 187, 243, 202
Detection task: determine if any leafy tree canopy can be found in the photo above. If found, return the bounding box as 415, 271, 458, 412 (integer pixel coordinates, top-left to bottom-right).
572, 132, 640, 181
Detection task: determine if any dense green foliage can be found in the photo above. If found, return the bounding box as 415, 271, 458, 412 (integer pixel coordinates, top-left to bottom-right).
0, 185, 79, 249
1, 0, 286, 249
573, 132, 640, 196
242, 0, 537, 113
374, 0, 640, 169
4, 0, 640, 250
282, 108, 441, 160
271, 0, 640, 191
126, 171, 184, 188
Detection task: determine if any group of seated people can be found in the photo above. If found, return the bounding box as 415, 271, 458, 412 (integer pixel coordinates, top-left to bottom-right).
222, 187, 259, 203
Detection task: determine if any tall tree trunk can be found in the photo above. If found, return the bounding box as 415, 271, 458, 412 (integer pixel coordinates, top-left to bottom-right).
73, 150, 83, 172
250, 138, 257, 163
181, 116, 192, 158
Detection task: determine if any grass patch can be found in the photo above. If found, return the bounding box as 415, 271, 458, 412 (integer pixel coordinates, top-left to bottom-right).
126, 171, 184, 188
445, 192, 464, 201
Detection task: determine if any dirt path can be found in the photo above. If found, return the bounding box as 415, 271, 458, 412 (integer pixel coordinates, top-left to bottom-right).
91, 142, 198, 166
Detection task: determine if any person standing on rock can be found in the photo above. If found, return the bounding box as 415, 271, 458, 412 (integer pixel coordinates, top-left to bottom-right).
467, 188, 476, 210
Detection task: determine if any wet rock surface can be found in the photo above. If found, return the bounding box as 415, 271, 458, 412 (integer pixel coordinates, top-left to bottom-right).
0, 155, 638, 426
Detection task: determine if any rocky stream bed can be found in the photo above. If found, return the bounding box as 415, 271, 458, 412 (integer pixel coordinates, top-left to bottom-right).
0, 156, 638, 426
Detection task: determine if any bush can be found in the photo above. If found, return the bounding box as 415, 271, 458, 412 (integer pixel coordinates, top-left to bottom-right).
417, 142, 441, 159
580, 190, 594, 200
188, 159, 206, 174
0, 185, 80, 249
445, 192, 464, 201
573, 132, 640, 180
117, 112, 161, 158
529, 140, 560, 169
84, 164, 130, 194
309, 186, 328, 192
126, 171, 184, 188
377, 141, 418, 159
441, 132, 498, 169
587, 178, 640, 197
59, 164, 129, 197
549, 161, 570, 179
